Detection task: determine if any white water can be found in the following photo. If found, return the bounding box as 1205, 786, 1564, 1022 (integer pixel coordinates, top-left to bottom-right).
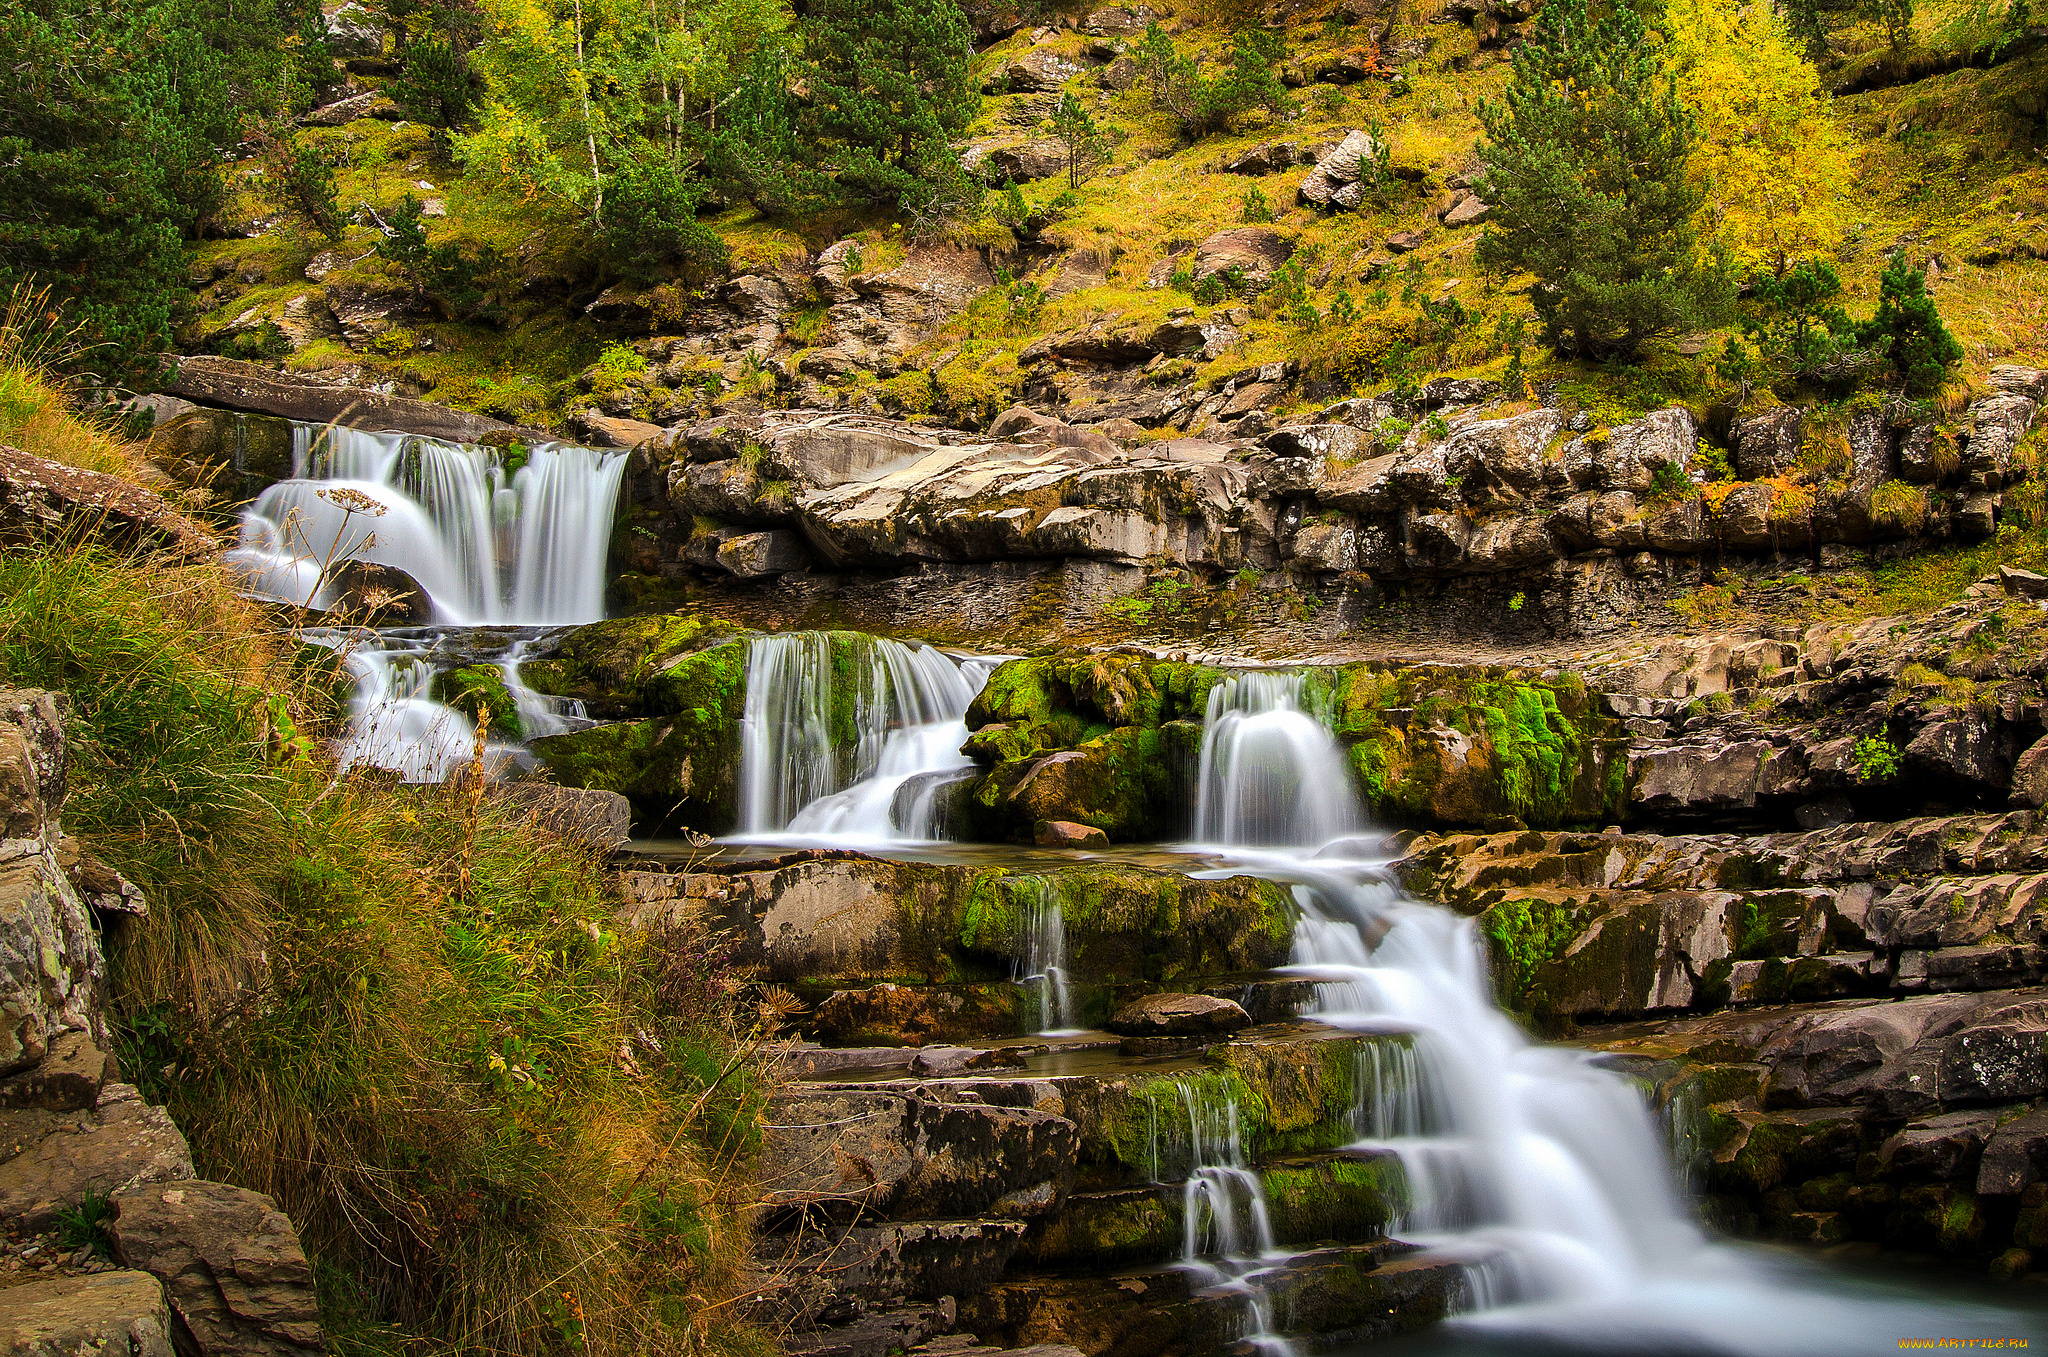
1194, 672, 1364, 847
227, 423, 626, 624
736, 632, 996, 843
1012, 881, 1080, 1036
1163, 1080, 1297, 1357
1189, 671, 2039, 1354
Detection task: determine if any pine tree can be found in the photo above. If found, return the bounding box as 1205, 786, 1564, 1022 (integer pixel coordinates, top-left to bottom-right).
1046, 92, 1100, 189
1474, 0, 1732, 359
1858, 255, 1963, 396
802, 0, 975, 208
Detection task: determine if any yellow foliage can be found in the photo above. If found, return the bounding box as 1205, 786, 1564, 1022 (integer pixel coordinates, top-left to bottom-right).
1664, 0, 1856, 273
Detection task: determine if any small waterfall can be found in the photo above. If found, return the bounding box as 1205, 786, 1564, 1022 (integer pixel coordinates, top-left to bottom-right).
227, 423, 626, 624
737, 632, 995, 842
1012, 881, 1079, 1035
1163, 1080, 1295, 1357
499, 637, 588, 739
1193, 672, 1363, 848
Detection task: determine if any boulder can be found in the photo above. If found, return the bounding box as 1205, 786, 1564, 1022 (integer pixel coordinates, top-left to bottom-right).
716, 529, 809, 578
0, 1270, 175, 1357
0, 1029, 117, 1112
997, 48, 1083, 93
320, 560, 431, 625
161, 357, 537, 445
1385, 229, 1426, 253
1189, 228, 1293, 289
988, 406, 1121, 459
0, 446, 216, 559
1978, 1107, 2048, 1195
2013, 737, 2048, 810
321, 3, 384, 58
1105, 992, 1252, 1038
1297, 130, 1382, 208
1879, 1109, 1999, 1181
963, 140, 1067, 183
1733, 406, 1802, 481
1224, 141, 1311, 175
0, 1084, 194, 1229
813, 983, 1019, 1047
1440, 192, 1488, 227
300, 92, 380, 127
573, 412, 664, 449
111, 1180, 326, 1355
1035, 820, 1109, 848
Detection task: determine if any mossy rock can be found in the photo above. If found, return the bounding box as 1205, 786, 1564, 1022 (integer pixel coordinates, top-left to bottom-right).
146, 408, 295, 508
528, 638, 747, 830
521, 614, 744, 716
432, 664, 521, 738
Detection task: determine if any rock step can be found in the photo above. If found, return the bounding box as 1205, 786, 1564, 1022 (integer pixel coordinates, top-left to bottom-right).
958, 1243, 1458, 1357
1018, 1150, 1401, 1269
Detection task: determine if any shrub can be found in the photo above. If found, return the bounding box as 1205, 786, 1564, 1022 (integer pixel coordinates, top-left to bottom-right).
257, 128, 345, 241
1241, 185, 1275, 223
1870, 479, 1931, 533
1853, 734, 1902, 782
1858, 254, 1963, 397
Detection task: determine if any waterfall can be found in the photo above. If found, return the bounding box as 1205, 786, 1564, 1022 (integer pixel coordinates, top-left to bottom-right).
1180, 674, 2018, 1350
226, 423, 627, 625
736, 632, 995, 842
499, 637, 587, 739
1162, 1080, 1295, 1357
1193, 672, 1363, 847
1012, 881, 1079, 1035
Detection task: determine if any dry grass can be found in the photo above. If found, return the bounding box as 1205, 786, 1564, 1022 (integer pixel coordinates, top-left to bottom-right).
0, 285, 141, 479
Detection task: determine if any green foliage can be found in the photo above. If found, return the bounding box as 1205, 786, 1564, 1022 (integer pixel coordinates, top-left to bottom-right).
1739, 259, 1860, 386
0, 0, 314, 377
1869, 0, 1915, 49
1240, 185, 1275, 223
1853, 734, 1902, 782
1132, 21, 1289, 141
802, 0, 976, 208
1475, 0, 1731, 359
1648, 460, 1694, 501
1415, 292, 1472, 370
55, 1189, 115, 1258
258, 128, 345, 240
1047, 91, 1102, 189
1780, 0, 1832, 61
593, 340, 647, 385
1856, 255, 1963, 397
704, 46, 820, 215
376, 194, 511, 320
600, 153, 730, 285
391, 34, 478, 132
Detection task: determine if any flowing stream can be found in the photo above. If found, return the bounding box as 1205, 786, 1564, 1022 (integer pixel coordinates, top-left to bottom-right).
229, 422, 623, 780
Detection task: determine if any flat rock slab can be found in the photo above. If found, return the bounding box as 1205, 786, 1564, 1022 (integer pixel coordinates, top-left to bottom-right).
161, 355, 543, 445
0, 1269, 174, 1356
112, 1180, 325, 1355
0, 445, 215, 559
0, 1085, 191, 1230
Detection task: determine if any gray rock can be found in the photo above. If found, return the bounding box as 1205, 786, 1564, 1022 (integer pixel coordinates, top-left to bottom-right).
111, 1180, 326, 1355
1977, 1107, 2048, 1194
997, 48, 1083, 93
0, 447, 217, 561
161, 357, 538, 445
2013, 737, 2048, 810
1879, 1108, 1999, 1180
1190, 228, 1294, 289
1105, 992, 1251, 1038
1734, 406, 1802, 481
321, 3, 384, 58
0, 1270, 174, 1357
716, 529, 810, 578
495, 784, 632, 853
0, 1029, 115, 1112
963, 140, 1067, 184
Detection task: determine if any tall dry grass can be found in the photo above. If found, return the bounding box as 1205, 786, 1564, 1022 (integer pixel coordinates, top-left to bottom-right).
0, 356, 772, 1356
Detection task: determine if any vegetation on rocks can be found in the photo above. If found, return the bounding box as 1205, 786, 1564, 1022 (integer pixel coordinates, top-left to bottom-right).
0, 359, 769, 1356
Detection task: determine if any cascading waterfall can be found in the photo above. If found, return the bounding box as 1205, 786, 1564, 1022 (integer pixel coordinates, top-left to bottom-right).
228, 423, 622, 782
1012, 881, 1079, 1035
1153, 1080, 1295, 1356
1193, 672, 1363, 847
227, 422, 626, 624
737, 632, 995, 842
1187, 672, 2023, 1352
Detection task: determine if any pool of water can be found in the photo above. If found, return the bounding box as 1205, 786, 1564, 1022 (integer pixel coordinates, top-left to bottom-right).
1354, 1240, 2048, 1357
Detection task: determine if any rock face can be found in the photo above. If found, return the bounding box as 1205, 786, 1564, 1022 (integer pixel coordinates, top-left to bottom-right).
0, 1270, 176, 1356
1298, 129, 1386, 210
111, 1181, 327, 1355
0, 690, 107, 1078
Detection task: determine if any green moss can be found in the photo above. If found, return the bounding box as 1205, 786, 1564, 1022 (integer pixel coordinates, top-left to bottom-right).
431, 664, 520, 739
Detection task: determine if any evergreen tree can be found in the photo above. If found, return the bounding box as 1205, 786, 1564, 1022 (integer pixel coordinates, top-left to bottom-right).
1046, 92, 1101, 188
1474, 0, 1732, 359
0, 0, 308, 377
1857, 255, 1962, 396
802, 0, 976, 208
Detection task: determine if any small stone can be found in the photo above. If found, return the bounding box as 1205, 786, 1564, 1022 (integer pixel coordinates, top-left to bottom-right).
1105, 992, 1252, 1038
1385, 229, 1426, 253
1034, 820, 1108, 848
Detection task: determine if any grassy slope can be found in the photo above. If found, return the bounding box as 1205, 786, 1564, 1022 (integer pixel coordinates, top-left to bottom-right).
0, 345, 771, 1356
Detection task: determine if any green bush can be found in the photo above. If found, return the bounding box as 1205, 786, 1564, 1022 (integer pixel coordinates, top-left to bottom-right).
1857, 254, 1963, 397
